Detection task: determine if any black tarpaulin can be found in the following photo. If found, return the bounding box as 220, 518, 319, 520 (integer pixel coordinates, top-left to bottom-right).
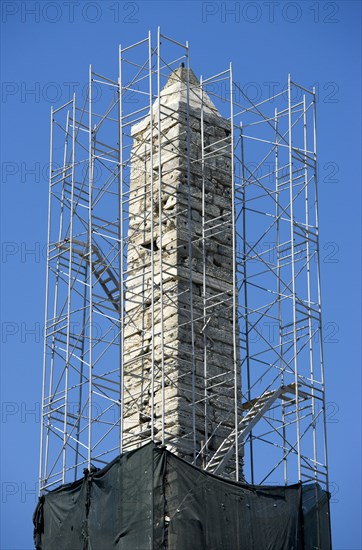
33, 442, 331, 549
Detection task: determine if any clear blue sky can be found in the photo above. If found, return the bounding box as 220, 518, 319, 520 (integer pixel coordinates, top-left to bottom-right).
1, 1, 361, 548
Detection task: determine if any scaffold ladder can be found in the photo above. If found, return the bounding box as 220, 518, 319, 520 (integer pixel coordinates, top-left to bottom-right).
205, 386, 290, 476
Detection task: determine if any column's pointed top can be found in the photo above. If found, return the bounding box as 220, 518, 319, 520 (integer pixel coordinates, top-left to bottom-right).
132, 66, 221, 136
160, 65, 219, 116
163, 63, 199, 88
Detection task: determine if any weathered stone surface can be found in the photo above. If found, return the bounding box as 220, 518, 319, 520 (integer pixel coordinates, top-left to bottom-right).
122, 66, 241, 473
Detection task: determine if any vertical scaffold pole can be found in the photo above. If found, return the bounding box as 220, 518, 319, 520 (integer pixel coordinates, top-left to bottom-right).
118, 44, 125, 454
303, 94, 318, 480
312, 88, 329, 493
200, 74, 208, 461
240, 121, 253, 484
230, 63, 239, 482
63, 95, 76, 482
185, 40, 197, 461
275, 107, 287, 485
287, 75, 301, 481
88, 65, 94, 470
157, 26, 166, 445
148, 31, 156, 441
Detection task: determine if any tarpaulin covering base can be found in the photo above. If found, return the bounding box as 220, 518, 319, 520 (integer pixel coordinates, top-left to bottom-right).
33, 442, 331, 549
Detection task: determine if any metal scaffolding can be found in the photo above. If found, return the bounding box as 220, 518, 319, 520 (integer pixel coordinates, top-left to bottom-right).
39, 30, 329, 494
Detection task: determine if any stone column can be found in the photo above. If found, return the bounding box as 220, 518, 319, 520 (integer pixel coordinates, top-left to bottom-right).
122, 66, 241, 473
